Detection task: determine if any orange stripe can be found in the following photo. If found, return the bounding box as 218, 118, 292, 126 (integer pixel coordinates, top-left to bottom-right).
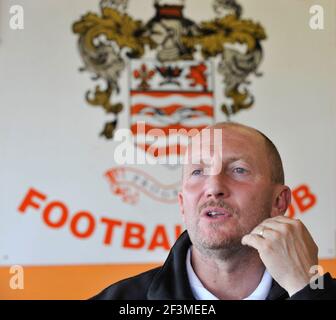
137, 143, 186, 156
159, 6, 183, 18
130, 91, 213, 98
131, 104, 214, 116
0, 259, 335, 299
0, 263, 160, 300
131, 124, 207, 135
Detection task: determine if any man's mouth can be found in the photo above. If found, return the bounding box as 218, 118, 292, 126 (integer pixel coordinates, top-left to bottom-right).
202, 207, 233, 219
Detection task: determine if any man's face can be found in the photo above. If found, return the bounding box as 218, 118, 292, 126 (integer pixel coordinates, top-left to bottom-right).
178, 126, 277, 253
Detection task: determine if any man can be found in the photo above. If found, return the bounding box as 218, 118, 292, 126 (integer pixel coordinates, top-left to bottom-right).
93, 122, 336, 300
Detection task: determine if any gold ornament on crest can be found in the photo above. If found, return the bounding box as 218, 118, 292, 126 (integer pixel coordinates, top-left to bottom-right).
72, 0, 267, 139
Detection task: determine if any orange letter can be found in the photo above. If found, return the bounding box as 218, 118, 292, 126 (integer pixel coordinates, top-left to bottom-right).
123, 222, 145, 249
286, 204, 295, 218
18, 188, 47, 213
292, 184, 317, 213
70, 211, 96, 239
101, 218, 122, 245
175, 225, 183, 240
148, 225, 170, 251
42, 201, 68, 228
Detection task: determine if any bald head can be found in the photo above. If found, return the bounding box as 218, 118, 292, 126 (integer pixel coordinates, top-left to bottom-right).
184, 122, 285, 185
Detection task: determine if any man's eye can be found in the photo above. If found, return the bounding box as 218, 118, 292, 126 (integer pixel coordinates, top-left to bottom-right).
233, 167, 248, 174
191, 169, 203, 176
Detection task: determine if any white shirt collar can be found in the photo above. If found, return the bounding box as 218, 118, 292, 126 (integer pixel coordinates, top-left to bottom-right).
186, 247, 273, 300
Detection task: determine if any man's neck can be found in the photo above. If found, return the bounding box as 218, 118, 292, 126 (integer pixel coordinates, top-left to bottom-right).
190, 245, 266, 300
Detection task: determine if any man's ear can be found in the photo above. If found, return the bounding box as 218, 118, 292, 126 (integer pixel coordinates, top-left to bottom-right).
271, 185, 291, 217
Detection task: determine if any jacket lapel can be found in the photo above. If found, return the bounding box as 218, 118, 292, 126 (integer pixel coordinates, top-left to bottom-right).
147, 231, 195, 300
266, 280, 289, 300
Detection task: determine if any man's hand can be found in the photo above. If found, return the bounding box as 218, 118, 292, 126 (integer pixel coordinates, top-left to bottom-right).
241, 215, 319, 296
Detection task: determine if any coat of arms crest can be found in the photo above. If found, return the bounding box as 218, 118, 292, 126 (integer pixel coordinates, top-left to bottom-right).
73, 0, 266, 162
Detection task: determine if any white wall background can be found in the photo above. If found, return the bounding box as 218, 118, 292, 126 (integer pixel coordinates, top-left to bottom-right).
0, 0, 335, 265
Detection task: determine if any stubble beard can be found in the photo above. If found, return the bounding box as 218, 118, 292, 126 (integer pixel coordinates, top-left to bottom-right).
187, 201, 272, 261
190, 220, 250, 260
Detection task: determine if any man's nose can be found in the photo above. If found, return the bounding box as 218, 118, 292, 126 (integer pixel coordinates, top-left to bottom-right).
205, 174, 229, 199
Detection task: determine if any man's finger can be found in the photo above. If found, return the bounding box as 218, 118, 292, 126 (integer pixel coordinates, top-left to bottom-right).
252, 216, 303, 234
241, 233, 264, 250
272, 215, 299, 225
253, 220, 284, 233
260, 215, 292, 226
250, 225, 281, 240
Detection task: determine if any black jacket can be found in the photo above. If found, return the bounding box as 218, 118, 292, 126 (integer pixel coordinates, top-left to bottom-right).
92, 231, 336, 300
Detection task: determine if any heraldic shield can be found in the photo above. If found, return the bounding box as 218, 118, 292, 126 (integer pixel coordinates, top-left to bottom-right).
130, 59, 214, 162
